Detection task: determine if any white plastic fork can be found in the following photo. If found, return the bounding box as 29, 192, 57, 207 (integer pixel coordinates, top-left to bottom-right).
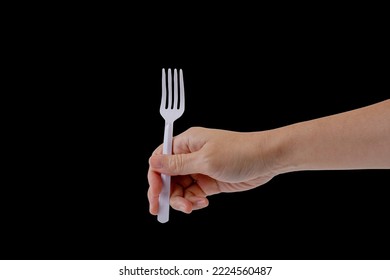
158, 68, 185, 223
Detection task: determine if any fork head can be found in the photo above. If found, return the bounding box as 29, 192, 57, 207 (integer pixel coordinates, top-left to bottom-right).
160, 68, 185, 122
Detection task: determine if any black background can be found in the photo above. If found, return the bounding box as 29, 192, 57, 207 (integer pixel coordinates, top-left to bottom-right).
2, 8, 389, 260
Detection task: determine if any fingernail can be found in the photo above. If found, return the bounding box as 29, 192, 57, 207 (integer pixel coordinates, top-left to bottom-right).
194, 199, 207, 207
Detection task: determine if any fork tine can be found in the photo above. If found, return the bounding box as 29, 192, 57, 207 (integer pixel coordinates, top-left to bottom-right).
179, 69, 185, 110
161, 68, 166, 110
173, 69, 178, 110
167, 68, 172, 109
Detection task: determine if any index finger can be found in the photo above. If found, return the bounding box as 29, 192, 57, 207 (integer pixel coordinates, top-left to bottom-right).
147, 167, 162, 215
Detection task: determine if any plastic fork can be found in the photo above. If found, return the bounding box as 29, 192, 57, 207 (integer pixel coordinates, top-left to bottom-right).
158, 68, 185, 223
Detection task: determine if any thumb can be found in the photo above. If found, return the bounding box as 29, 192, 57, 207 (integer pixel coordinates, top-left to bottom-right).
149, 153, 201, 175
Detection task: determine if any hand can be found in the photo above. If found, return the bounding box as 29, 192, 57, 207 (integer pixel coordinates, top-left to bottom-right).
147, 99, 390, 215
147, 127, 277, 214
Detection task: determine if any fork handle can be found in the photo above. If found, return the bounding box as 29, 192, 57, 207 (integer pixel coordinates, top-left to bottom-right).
157, 121, 173, 223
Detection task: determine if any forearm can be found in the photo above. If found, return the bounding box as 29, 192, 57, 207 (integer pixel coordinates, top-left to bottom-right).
268, 99, 390, 174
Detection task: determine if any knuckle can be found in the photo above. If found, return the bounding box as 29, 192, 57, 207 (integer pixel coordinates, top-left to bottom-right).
168, 154, 184, 173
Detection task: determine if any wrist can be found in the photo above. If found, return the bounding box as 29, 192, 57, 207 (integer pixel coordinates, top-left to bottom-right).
253, 125, 302, 176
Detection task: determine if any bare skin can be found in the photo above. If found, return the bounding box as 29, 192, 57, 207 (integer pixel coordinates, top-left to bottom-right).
147, 99, 390, 214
